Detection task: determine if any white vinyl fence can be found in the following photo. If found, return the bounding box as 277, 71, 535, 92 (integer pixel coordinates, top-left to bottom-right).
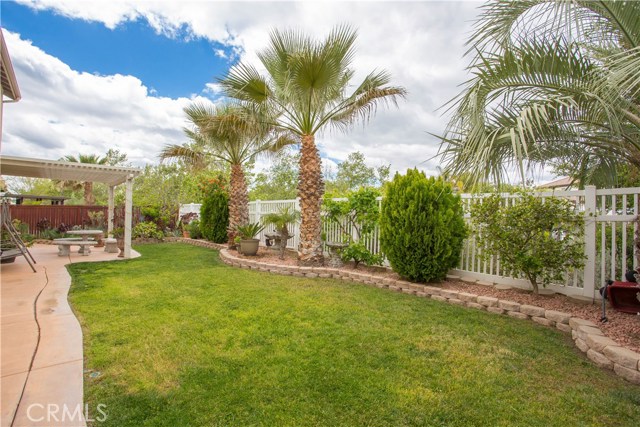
455, 186, 639, 299
183, 185, 639, 299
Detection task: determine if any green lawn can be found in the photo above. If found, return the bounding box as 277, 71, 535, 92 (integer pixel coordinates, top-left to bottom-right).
68, 244, 640, 426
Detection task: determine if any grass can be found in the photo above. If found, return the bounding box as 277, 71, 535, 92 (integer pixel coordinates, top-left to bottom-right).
68, 244, 640, 426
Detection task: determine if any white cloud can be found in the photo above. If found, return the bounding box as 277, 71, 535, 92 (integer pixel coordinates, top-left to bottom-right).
4, 0, 483, 178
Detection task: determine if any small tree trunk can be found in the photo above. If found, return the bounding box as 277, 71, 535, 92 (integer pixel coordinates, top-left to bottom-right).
298, 134, 324, 266
228, 164, 249, 246
526, 273, 539, 295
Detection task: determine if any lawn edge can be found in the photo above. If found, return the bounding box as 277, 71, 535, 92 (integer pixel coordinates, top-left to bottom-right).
167, 237, 640, 385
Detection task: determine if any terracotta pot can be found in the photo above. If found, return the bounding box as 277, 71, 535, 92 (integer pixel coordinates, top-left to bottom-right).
183, 230, 191, 238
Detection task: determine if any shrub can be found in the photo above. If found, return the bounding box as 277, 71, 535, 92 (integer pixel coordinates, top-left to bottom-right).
133, 221, 164, 240
187, 220, 203, 239
323, 187, 383, 268
200, 179, 229, 243
380, 169, 466, 282
470, 192, 585, 294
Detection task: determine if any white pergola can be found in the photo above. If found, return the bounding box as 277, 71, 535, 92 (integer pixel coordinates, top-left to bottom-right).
0, 155, 141, 258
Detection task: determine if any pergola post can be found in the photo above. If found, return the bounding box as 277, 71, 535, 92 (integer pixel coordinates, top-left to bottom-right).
107, 185, 115, 237
124, 174, 134, 258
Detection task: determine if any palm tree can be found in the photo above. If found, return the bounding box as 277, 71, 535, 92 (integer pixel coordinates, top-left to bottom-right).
219, 25, 406, 265
160, 103, 295, 245
58, 154, 108, 204
439, 0, 640, 187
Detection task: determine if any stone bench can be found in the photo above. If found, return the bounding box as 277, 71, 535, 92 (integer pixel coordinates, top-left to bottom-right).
54, 240, 98, 256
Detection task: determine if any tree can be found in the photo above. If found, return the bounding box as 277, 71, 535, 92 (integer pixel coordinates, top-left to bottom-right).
58, 154, 108, 205
322, 187, 383, 268
219, 25, 406, 265
439, 0, 640, 188
470, 192, 585, 294
160, 103, 295, 245
250, 150, 299, 201
326, 151, 390, 196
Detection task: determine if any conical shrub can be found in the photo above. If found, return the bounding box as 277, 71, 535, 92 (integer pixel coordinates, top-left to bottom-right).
380, 169, 466, 282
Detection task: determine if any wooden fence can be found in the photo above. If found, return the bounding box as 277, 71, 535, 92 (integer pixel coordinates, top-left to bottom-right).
8, 205, 141, 236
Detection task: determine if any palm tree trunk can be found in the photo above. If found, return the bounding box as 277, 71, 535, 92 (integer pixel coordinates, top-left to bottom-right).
298, 134, 324, 266
84, 181, 95, 205
228, 163, 249, 246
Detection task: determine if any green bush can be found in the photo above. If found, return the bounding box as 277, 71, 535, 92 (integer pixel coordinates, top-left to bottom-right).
200, 186, 229, 243
470, 192, 585, 294
380, 169, 466, 282
323, 187, 383, 268
187, 220, 203, 239
133, 221, 164, 240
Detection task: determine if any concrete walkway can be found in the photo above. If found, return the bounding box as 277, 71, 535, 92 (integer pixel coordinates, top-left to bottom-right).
1, 244, 139, 427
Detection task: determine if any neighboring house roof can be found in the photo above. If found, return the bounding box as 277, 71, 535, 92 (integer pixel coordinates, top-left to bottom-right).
1, 29, 21, 102
538, 176, 577, 190
0, 155, 141, 186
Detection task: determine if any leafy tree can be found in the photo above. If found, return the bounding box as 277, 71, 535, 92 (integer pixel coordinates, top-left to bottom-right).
250, 150, 299, 201
219, 25, 406, 265
470, 192, 585, 294
161, 103, 294, 245
326, 151, 390, 196
132, 164, 217, 229
380, 170, 466, 282
439, 0, 640, 188
323, 187, 383, 268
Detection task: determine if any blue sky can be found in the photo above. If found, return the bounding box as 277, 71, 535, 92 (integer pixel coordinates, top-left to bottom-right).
1, 1, 234, 98
1, 1, 498, 179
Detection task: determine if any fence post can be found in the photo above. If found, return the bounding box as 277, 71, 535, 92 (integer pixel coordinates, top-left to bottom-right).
583, 185, 597, 299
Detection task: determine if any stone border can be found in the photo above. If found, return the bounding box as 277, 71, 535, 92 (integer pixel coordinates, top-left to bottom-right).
209, 246, 639, 385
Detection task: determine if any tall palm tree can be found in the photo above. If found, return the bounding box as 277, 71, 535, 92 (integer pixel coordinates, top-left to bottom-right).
58, 154, 108, 204
160, 103, 295, 245
219, 25, 406, 265
439, 0, 640, 187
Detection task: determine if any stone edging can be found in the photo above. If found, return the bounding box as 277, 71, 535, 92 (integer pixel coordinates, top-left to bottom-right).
208, 246, 639, 385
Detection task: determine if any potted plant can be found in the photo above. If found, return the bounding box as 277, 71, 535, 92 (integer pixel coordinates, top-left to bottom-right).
236, 223, 265, 256
262, 207, 300, 260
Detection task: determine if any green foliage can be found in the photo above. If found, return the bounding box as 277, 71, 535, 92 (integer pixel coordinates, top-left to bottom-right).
187, 220, 203, 239
250, 150, 299, 201
199, 177, 229, 243
87, 211, 106, 230
132, 164, 223, 230
325, 151, 390, 197
236, 223, 265, 240
323, 187, 382, 268
380, 169, 466, 282
262, 207, 300, 232
470, 192, 585, 294
340, 241, 383, 269
133, 222, 164, 240
39, 229, 64, 240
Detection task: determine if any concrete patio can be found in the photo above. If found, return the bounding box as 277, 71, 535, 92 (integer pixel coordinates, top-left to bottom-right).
1, 244, 139, 427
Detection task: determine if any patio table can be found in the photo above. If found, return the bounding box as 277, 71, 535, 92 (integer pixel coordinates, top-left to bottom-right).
65, 230, 103, 254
